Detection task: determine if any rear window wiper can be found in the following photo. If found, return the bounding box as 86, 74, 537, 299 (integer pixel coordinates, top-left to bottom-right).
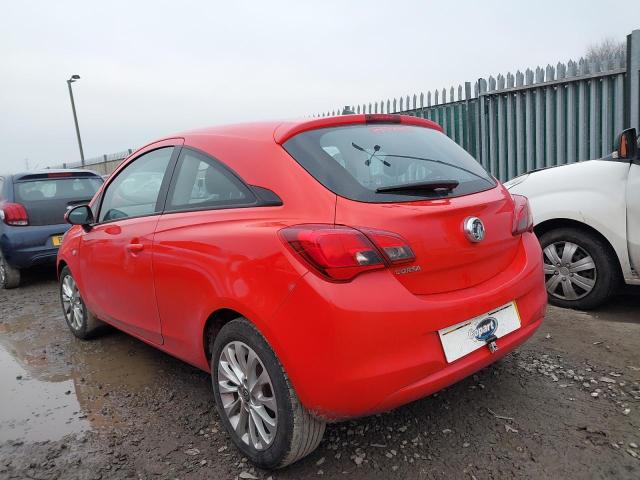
375, 180, 459, 194
378, 153, 494, 186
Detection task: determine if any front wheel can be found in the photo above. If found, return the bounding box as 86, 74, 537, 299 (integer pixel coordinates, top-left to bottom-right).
59, 266, 104, 339
211, 318, 325, 469
539, 227, 619, 310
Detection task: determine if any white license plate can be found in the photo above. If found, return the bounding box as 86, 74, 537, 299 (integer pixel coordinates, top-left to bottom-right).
438, 302, 521, 363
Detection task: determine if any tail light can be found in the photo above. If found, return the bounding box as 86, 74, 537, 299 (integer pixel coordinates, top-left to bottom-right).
0, 203, 29, 226
511, 194, 533, 235
279, 224, 415, 282
357, 228, 416, 264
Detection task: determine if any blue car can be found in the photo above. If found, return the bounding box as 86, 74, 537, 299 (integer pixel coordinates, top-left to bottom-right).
0, 170, 103, 288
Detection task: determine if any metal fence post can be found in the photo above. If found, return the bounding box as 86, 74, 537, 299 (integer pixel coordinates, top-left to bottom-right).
477, 78, 488, 169
544, 65, 556, 167
506, 74, 516, 179
534, 67, 545, 169
463, 82, 473, 156
556, 63, 567, 165
515, 72, 525, 175
577, 60, 589, 161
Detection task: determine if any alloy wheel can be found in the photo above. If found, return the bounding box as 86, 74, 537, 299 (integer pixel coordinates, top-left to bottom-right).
61, 274, 84, 330
217, 341, 278, 450
543, 241, 597, 301
0, 259, 6, 287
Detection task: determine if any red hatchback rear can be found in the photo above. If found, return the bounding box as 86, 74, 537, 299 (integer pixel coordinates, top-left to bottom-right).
58, 114, 546, 469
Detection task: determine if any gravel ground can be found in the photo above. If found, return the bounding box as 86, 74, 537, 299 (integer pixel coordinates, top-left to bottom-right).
0, 268, 639, 480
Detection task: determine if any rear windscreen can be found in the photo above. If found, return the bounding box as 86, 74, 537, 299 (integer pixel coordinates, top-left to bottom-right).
283, 124, 496, 202
15, 178, 102, 203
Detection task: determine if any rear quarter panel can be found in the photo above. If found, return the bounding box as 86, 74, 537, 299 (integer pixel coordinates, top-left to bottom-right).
151, 137, 337, 370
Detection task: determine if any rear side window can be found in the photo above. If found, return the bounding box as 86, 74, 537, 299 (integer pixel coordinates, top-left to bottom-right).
283, 124, 495, 202
15, 178, 102, 202
166, 149, 255, 211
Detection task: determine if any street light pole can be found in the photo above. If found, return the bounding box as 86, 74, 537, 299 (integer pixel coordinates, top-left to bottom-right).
66, 74, 85, 166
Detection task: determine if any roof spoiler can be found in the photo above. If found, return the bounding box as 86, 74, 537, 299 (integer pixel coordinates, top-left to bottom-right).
273, 114, 443, 144
14, 171, 100, 182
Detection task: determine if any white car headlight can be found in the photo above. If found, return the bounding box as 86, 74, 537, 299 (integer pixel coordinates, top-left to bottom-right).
503, 174, 530, 190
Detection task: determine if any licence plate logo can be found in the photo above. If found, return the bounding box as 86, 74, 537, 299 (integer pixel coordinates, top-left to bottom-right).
469, 317, 498, 341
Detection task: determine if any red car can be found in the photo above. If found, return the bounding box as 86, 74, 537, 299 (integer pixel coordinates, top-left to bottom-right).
58, 114, 546, 468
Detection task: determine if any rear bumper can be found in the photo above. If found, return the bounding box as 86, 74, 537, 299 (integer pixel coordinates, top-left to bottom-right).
374, 315, 542, 413
267, 232, 546, 420
0, 224, 69, 268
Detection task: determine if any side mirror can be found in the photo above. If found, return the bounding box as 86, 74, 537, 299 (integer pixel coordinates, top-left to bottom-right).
613, 128, 638, 160
65, 205, 94, 231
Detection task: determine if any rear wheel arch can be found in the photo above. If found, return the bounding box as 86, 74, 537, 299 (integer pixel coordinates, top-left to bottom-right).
201, 306, 310, 414
203, 308, 246, 366
534, 218, 623, 276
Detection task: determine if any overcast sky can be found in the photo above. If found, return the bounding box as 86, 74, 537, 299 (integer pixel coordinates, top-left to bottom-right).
1, 0, 638, 172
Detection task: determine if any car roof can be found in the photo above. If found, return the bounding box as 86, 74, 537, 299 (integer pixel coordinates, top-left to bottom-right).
162, 114, 443, 147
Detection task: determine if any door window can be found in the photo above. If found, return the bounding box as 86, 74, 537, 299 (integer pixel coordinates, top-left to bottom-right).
166, 149, 254, 211
98, 147, 173, 222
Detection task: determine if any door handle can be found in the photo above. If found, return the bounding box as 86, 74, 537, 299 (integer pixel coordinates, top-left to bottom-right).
126, 243, 144, 253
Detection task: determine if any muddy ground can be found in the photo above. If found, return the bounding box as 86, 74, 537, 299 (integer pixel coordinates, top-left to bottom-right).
0, 269, 639, 480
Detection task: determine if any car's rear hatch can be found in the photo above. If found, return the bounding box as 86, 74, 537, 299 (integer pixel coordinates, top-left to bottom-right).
13, 173, 102, 226
281, 115, 520, 294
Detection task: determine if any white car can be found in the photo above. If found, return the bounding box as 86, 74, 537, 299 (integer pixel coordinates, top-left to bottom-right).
506, 128, 640, 309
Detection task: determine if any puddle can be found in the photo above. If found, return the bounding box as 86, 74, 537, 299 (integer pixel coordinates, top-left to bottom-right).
0, 343, 89, 443
0, 296, 185, 443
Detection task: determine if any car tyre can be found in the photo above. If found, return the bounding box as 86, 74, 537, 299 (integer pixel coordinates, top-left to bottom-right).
59, 266, 104, 339
539, 227, 619, 310
211, 318, 326, 469
0, 252, 20, 289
